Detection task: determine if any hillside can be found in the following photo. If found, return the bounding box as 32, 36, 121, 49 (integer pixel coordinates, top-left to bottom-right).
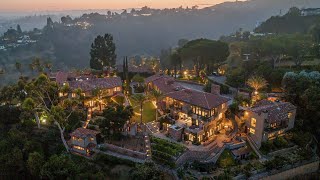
255, 7, 320, 34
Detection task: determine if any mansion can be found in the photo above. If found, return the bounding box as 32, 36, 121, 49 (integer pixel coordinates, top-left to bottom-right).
51, 71, 123, 110
145, 74, 230, 143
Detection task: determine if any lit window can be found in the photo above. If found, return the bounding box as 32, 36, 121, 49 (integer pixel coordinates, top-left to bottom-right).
250, 128, 255, 134
288, 112, 292, 118
251, 118, 256, 128
72, 93, 76, 98
74, 145, 84, 151
218, 113, 223, 119
90, 137, 94, 141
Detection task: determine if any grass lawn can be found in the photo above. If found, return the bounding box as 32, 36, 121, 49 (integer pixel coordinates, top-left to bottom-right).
217, 149, 237, 168
129, 97, 156, 123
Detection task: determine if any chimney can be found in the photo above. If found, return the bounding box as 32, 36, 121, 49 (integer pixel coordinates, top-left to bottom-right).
211, 84, 220, 95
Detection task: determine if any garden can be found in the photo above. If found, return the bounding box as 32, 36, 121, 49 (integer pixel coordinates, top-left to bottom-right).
129, 97, 156, 123
150, 136, 186, 168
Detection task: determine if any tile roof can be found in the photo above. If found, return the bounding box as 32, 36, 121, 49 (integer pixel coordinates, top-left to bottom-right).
166, 88, 229, 110
68, 77, 122, 92
146, 75, 229, 110
70, 128, 100, 138
250, 100, 296, 124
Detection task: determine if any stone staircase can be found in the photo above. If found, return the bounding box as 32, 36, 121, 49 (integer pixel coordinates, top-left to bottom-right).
144, 135, 152, 161
83, 108, 92, 128
175, 141, 225, 166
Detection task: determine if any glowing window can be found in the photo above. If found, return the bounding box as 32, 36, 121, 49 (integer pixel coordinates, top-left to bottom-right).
72, 93, 76, 98
250, 128, 255, 134
218, 113, 223, 119
251, 118, 256, 128
74, 145, 84, 151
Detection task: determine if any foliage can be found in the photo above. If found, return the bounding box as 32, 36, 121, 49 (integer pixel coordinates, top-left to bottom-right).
282, 71, 320, 134
130, 162, 164, 180
90, 34, 116, 70
132, 74, 145, 84
40, 154, 79, 179
217, 150, 237, 168
255, 7, 319, 34
246, 75, 268, 92
98, 105, 133, 140
27, 152, 44, 177
0, 105, 22, 125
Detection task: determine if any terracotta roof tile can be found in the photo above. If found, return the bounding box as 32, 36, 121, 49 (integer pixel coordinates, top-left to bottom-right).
70, 128, 99, 138
250, 100, 296, 123
146, 75, 229, 109
68, 77, 122, 92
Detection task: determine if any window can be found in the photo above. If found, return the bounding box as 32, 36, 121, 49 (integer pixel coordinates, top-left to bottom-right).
74, 145, 84, 151
218, 113, 223, 119
288, 112, 292, 118
251, 118, 256, 128
250, 128, 255, 134
72, 93, 76, 98
222, 103, 226, 109
59, 92, 64, 97
90, 137, 94, 141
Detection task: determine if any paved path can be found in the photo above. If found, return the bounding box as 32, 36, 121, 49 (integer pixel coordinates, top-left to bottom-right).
83, 108, 92, 128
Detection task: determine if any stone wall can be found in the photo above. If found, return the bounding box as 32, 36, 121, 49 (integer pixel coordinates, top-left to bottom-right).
100, 143, 147, 160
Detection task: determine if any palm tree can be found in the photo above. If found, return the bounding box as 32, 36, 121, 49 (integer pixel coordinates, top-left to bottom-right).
148, 90, 163, 121
15, 61, 22, 76
246, 75, 268, 94
132, 94, 147, 124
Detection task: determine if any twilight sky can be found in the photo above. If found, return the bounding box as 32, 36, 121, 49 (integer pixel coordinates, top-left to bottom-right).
0, 0, 238, 11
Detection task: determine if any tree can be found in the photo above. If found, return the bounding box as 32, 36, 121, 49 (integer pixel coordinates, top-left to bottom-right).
132, 94, 147, 124
247, 75, 268, 93
22, 74, 81, 151
148, 90, 163, 121
90, 34, 116, 70
27, 152, 44, 177
61, 15, 72, 25
132, 74, 145, 86
15, 61, 22, 76
40, 154, 79, 179
16, 24, 22, 34
131, 162, 164, 180
178, 39, 229, 76
98, 105, 133, 139
170, 52, 181, 78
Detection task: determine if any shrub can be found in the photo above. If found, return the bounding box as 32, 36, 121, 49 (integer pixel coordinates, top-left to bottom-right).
274, 136, 288, 148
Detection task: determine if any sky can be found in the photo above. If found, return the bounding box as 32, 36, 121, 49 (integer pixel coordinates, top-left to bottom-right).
0, 0, 238, 12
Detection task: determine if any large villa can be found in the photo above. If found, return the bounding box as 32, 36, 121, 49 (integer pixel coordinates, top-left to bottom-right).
51, 71, 123, 110
145, 74, 230, 144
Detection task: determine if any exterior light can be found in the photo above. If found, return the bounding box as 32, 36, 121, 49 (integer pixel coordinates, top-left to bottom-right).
184, 71, 187, 75
254, 91, 258, 95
